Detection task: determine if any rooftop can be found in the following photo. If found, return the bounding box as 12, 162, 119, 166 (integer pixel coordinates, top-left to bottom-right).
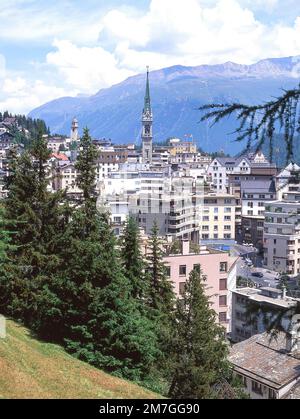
229, 332, 300, 390
234, 287, 298, 309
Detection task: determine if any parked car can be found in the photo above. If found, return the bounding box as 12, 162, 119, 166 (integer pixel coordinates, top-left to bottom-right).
252, 272, 264, 278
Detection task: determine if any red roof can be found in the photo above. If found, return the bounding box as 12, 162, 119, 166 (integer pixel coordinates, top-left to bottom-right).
51, 153, 69, 161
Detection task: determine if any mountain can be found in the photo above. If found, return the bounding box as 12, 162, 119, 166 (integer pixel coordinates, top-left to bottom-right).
0, 319, 159, 399
29, 56, 300, 155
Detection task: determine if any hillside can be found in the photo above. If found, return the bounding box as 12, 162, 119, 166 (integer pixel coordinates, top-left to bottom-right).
0, 319, 159, 399
29, 56, 300, 155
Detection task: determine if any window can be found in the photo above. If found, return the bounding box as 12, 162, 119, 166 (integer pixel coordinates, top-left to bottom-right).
219, 312, 227, 323
219, 278, 227, 290
252, 381, 263, 396
220, 262, 228, 272
219, 295, 227, 306
179, 282, 186, 296
268, 389, 276, 400
179, 265, 187, 276
165, 266, 171, 277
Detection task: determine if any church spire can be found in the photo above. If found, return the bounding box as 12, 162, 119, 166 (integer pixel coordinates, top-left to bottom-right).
142, 66, 153, 164
143, 66, 151, 113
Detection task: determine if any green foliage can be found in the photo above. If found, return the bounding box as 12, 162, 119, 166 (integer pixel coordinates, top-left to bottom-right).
2, 134, 65, 323
0, 111, 49, 148
168, 267, 232, 399
75, 127, 99, 203
199, 84, 300, 163
147, 221, 175, 314
120, 217, 149, 300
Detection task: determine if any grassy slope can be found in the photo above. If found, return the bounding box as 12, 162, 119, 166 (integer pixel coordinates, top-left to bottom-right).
0, 320, 159, 399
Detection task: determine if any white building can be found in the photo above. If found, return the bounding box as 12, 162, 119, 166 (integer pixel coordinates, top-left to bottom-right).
231, 286, 298, 342
229, 331, 300, 399
264, 165, 300, 276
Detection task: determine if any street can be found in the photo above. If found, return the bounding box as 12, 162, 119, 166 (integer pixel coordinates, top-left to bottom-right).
233, 244, 299, 290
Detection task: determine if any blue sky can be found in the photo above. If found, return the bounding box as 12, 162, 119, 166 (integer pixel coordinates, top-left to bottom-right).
1, 0, 300, 114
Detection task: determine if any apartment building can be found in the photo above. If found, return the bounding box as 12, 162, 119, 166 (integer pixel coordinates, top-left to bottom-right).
264, 165, 300, 276
231, 287, 298, 343
98, 167, 204, 240
229, 331, 300, 399
47, 136, 68, 153
200, 192, 236, 245
163, 241, 238, 332
240, 177, 276, 248
208, 151, 276, 194
169, 138, 197, 156
208, 156, 251, 192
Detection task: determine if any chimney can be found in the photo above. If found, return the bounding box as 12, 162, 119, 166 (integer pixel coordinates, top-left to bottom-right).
182, 240, 190, 256
282, 286, 287, 299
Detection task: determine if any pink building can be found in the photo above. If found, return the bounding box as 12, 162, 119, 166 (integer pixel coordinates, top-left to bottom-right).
163, 241, 238, 332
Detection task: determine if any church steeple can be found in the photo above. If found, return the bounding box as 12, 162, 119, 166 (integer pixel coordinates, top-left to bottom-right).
143, 66, 151, 113
142, 66, 153, 164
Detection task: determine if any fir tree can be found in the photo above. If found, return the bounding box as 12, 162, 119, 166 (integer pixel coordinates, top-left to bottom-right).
147, 220, 175, 313
40, 129, 160, 382
3, 134, 64, 324
75, 127, 98, 204
168, 267, 231, 399
120, 216, 148, 300
199, 83, 300, 164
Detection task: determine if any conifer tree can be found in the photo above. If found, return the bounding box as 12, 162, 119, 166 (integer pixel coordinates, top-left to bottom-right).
3, 134, 64, 324
169, 267, 231, 399
42, 128, 160, 382
120, 216, 148, 300
147, 220, 175, 313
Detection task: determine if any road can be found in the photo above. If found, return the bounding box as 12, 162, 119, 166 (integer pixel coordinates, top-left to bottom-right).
237, 258, 279, 288
234, 244, 299, 290
233, 244, 279, 288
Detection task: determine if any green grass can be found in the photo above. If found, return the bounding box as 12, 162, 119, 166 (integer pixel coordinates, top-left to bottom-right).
0, 319, 160, 399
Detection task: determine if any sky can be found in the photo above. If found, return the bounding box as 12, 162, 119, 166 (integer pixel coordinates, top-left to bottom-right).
1, 0, 300, 114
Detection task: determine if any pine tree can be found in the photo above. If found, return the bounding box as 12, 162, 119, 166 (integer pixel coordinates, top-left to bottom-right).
168, 267, 231, 399
75, 127, 98, 204
199, 83, 300, 163
120, 217, 148, 300
147, 220, 175, 313
3, 134, 64, 324
39, 129, 160, 382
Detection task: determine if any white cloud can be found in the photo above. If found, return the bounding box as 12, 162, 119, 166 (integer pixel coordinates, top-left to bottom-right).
97, 0, 300, 69
2, 0, 300, 114
46, 40, 134, 93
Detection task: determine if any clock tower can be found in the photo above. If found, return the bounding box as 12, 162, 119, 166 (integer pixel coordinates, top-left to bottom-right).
142, 67, 153, 164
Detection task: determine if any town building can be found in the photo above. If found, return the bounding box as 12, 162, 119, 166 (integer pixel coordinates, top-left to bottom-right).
231, 286, 298, 342
97, 167, 204, 241
47, 136, 68, 153
0, 132, 15, 150
200, 192, 236, 245
240, 177, 276, 248
229, 331, 300, 399
163, 240, 238, 332
264, 164, 300, 276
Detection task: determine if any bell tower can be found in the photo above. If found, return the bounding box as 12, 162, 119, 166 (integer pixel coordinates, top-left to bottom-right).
71, 117, 79, 143
142, 67, 153, 164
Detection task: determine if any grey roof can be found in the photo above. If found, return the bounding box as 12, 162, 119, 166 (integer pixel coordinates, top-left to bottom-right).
240, 179, 276, 193
229, 333, 300, 390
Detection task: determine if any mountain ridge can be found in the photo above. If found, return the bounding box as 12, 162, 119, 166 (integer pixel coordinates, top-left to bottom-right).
29, 56, 300, 154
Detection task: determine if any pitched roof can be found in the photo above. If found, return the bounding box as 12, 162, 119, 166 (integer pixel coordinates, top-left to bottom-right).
51, 153, 69, 161
229, 333, 300, 390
